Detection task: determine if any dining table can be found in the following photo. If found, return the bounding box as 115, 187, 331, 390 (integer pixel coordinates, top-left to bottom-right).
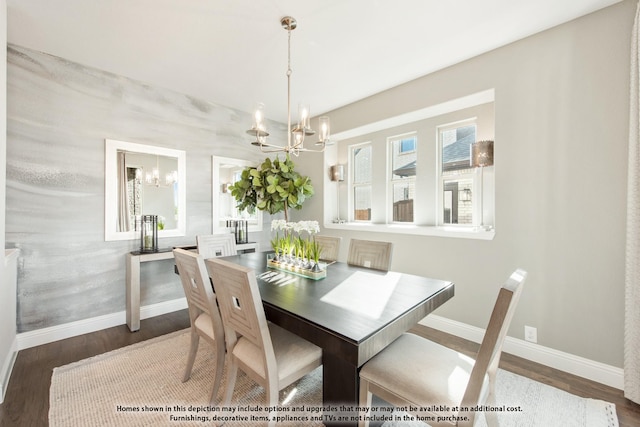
222, 251, 455, 427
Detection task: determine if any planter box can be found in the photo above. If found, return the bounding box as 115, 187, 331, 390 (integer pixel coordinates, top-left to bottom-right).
266, 253, 327, 280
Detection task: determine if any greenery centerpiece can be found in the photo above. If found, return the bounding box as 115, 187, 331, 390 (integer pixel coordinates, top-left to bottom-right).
268, 220, 326, 279
228, 155, 314, 221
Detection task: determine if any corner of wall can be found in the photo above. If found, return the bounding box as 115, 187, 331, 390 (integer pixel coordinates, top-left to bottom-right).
1, 250, 19, 404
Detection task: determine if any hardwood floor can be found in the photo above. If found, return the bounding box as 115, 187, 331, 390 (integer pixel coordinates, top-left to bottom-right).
0, 310, 638, 426
0, 310, 191, 427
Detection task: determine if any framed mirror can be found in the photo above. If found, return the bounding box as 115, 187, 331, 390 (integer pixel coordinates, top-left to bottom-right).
105, 139, 186, 241
212, 156, 263, 233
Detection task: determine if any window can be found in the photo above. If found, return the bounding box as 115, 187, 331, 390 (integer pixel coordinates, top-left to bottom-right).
330, 92, 495, 239
389, 135, 417, 223
352, 144, 372, 221
439, 123, 476, 225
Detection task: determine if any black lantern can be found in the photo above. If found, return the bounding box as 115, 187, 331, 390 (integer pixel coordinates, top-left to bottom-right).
234, 219, 248, 244
140, 215, 158, 253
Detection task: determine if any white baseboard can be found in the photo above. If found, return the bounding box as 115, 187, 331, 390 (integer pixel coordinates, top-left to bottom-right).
12, 301, 624, 391
16, 297, 187, 351
419, 314, 624, 390
0, 337, 18, 404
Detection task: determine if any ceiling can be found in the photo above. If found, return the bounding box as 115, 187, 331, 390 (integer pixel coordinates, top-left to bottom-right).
7, 0, 622, 123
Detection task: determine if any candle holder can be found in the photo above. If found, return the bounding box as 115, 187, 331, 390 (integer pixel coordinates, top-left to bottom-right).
234, 219, 248, 244
140, 215, 158, 253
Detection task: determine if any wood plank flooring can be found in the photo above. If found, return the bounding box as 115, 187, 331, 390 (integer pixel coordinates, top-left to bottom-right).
0, 310, 191, 427
0, 310, 638, 426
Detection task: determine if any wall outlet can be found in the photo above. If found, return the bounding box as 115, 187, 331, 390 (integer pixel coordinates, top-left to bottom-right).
524, 325, 537, 343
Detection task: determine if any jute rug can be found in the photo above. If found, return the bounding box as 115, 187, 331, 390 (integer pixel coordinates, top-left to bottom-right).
49, 330, 618, 426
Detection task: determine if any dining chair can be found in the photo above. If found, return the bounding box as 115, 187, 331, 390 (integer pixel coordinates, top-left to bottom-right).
347, 238, 393, 271
196, 233, 237, 259
314, 235, 342, 262
205, 257, 323, 426
358, 269, 527, 427
173, 248, 226, 405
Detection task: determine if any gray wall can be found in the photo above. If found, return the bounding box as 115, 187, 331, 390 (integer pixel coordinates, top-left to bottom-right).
0, 1, 5, 255
293, 0, 634, 368
6, 44, 282, 332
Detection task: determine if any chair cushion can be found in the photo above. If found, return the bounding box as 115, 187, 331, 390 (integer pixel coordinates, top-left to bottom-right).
360, 333, 481, 411
233, 322, 322, 387
194, 312, 215, 340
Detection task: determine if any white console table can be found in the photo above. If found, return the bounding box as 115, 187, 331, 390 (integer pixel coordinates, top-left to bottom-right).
126, 242, 258, 332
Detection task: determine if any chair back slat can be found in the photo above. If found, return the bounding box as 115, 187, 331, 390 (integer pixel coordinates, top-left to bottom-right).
174, 248, 224, 335
347, 239, 393, 271
460, 269, 527, 414
205, 258, 273, 353
197, 234, 237, 259
314, 235, 342, 262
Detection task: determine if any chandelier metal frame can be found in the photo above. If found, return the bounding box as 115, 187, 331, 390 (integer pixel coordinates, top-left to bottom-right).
246, 16, 330, 156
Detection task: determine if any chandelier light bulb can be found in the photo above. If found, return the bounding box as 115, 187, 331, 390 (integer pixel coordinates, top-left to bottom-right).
299, 104, 310, 129
319, 116, 330, 142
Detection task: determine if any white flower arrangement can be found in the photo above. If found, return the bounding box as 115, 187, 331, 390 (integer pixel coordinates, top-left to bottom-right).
271, 220, 319, 235
271, 219, 289, 233
270, 220, 323, 270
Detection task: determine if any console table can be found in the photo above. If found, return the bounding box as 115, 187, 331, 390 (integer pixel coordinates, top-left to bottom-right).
125, 242, 258, 331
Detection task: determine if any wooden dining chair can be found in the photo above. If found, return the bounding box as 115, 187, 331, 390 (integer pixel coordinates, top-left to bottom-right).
314, 235, 342, 262
347, 238, 393, 271
205, 257, 322, 426
173, 248, 226, 405
196, 233, 236, 259
358, 269, 527, 427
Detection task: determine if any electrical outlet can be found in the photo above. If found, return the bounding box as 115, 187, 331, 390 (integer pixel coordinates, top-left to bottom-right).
524, 326, 537, 343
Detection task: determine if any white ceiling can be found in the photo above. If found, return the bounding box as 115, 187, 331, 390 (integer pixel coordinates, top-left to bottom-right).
7, 0, 621, 123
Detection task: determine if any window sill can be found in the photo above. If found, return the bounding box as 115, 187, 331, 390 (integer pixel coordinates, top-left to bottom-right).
323, 222, 495, 240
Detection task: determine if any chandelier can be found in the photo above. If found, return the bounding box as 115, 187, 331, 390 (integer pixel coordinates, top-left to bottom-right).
246, 16, 330, 156
141, 155, 177, 187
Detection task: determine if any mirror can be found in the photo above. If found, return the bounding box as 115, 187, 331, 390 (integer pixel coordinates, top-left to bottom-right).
105, 139, 186, 241
212, 156, 262, 233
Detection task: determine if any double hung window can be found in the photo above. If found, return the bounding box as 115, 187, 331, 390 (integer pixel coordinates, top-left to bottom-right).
389, 134, 417, 223
332, 95, 495, 238
438, 123, 476, 226
351, 143, 372, 221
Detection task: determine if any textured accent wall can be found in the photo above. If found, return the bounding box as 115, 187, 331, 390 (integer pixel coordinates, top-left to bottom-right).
6, 44, 279, 332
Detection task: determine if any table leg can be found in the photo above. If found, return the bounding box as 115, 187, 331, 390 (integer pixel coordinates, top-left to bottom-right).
322, 352, 359, 427
126, 253, 140, 332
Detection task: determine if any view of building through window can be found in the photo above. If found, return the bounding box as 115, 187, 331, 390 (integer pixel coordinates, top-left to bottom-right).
343, 104, 493, 231
390, 135, 417, 222
440, 124, 476, 225
352, 144, 372, 221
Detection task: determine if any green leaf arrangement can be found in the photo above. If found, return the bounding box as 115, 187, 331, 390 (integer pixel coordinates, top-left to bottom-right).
229, 155, 314, 221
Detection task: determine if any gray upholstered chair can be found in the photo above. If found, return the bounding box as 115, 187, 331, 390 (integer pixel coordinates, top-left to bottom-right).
347, 238, 393, 271
358, 269, 527, 427
173, 248, 226, 405
196, 233, 236, 259
314, 235, 342, 262
205, 258, 322, 427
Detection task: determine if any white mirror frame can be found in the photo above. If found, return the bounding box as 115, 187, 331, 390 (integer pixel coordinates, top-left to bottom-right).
105, 139, 186, 241
212, 156, 263, 233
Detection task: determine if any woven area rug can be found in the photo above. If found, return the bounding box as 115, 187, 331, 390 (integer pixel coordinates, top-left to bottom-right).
49, 330, 618, 426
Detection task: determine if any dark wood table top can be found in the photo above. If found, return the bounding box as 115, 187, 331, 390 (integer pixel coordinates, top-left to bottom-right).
220, 251, 454, 425
221, 251, 454, 352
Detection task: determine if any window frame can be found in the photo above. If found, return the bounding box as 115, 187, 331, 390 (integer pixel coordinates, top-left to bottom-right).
327, 90, 495, 241
437, 120, 478, 227
350, 142, 373, 222
388, 132, 417, 224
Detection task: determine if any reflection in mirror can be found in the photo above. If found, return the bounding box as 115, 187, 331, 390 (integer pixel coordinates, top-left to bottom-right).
105, 139, 186, 241
212, 156, 262, 233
